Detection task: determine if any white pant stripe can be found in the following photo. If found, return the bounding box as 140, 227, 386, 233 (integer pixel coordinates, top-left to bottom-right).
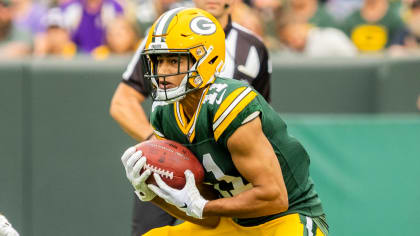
306, 216, 313, 236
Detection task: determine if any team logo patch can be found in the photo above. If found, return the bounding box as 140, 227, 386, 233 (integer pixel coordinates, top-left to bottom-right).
190, 16, 216, 35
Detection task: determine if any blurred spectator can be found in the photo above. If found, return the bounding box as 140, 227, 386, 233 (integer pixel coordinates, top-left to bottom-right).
134, 0, 185, 37
92, 16, 140, 59
0, 0, 31, 58
277, 12, 357, 57
231, 0, 265, 37
389, 0, 420, 55
252, 0, 281, 9
61, 0, 123, 53
233, 0, 282, 49
34, 7, 76, 58
326, 0, 363, 22
283, 0, 337, 28
10, 0, 48, 35
340, 0, 405, 53
251, 0, 283, 29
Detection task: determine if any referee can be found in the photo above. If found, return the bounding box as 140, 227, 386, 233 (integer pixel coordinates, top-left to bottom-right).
110, 1, 271, 235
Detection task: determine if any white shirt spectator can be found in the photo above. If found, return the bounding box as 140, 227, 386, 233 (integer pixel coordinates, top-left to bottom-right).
304, 27, 358, 57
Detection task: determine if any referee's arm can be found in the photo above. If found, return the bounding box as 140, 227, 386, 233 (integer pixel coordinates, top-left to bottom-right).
251, 46, 271, 103
110, 39, 154, 142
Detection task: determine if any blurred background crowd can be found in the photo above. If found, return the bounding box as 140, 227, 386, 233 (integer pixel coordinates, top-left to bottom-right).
1, 0, 420, 59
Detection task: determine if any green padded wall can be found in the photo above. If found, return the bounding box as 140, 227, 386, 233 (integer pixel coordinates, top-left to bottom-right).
270, 57, 379, 113
0, 62, 25, 233
28, 59, 135, 236
375, 58, 420, 113
284, 115, 420, 236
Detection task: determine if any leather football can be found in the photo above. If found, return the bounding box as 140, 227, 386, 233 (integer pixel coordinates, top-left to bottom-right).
136, 139, 204, 189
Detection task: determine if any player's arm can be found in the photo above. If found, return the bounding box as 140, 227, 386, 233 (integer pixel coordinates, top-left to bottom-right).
109, 82, 154, 141
203, 116, 288, 218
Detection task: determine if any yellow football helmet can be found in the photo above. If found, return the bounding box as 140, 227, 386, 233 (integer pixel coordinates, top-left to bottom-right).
142, 7, 225, 102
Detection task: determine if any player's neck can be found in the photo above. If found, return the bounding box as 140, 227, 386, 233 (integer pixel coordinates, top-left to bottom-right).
180, 88, 206, 122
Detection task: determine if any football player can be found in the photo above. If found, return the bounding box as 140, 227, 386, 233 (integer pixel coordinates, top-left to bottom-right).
111, 1, 271, 235
121, 7, 328, 236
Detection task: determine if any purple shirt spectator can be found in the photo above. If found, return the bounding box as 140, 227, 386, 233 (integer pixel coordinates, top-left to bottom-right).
61, 0, 123, 53
13, 2, 48, 34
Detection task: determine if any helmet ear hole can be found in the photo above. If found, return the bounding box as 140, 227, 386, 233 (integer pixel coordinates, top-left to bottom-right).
190, 54, 197, 64
209, 56, 218, 65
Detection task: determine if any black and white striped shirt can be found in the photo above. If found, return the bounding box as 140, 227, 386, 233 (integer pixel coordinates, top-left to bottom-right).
122, 16, 271, 102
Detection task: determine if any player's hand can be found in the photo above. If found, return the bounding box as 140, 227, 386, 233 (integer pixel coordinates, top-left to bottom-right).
148, 170, 208, 219
121, 146, 156, 201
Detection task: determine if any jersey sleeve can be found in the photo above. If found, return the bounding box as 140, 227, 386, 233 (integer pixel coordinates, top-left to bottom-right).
212, 86, 262, 146
121, 37, 151, 97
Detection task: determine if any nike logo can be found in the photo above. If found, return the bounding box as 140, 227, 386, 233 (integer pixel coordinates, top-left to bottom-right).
215, 90, 226, 104
180, 203, 187, 208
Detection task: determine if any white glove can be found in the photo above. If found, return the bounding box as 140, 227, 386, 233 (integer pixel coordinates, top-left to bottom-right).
148, 170, 208, 219
0, 215, 20, 236
121, 146, 156, 201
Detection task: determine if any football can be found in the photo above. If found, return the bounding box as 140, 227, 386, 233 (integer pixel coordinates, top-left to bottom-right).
136, 139, 205, 189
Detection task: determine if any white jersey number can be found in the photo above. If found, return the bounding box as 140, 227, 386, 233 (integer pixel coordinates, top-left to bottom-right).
202, 153, 253, 197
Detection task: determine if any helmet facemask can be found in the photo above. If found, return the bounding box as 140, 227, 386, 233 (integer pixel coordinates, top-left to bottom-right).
142, 45, 211, 103
142, 8, 226, 102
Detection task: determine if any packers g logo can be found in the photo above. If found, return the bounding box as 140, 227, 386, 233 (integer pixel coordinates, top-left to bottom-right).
190, 16, 216, 35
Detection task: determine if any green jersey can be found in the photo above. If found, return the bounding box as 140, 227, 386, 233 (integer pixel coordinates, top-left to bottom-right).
309, 5, 337, 28
340, 2, 404, 52
150, 77, 325, 226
